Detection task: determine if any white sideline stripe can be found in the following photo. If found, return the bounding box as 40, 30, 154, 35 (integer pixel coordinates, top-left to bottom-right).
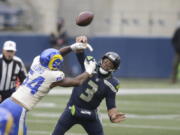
30, 112, 180, 120
49, 88, 180, 95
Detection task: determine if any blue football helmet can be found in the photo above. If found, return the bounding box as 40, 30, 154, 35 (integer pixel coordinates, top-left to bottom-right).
40, 48, 63, 70
0, 108, 13, 135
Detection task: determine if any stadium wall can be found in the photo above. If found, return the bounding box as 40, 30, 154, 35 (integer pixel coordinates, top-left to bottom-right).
0, 34, 50, 66
0, 35, 174, 78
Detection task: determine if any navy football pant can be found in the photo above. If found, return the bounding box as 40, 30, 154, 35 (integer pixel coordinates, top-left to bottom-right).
52, 107, 104, 135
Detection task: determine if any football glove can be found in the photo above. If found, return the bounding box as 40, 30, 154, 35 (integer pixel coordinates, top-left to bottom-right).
84, 56, 96, 75
70, 43, 93, 52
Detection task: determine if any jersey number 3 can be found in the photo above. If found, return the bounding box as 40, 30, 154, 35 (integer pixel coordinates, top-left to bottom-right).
80, 80, 98, 102
23, 76, 45, 95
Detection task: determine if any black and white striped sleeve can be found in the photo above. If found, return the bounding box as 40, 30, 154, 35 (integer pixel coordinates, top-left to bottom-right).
14, 56, 27, 83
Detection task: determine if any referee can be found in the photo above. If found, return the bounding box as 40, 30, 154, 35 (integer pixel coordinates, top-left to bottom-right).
0, 40, 27, 103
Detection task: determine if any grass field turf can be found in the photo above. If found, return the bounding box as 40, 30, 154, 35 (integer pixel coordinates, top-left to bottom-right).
27, 79, 180, 135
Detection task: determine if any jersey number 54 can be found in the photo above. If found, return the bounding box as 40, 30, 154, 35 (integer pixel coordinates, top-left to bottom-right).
22, 76, 45, 95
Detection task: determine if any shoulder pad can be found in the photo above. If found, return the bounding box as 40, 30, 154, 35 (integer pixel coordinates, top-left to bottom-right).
54, 70, 65, 81
104, 77, 120, 92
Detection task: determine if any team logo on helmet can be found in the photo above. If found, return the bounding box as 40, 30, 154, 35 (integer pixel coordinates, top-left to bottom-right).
40, 48, 64, 70
48, 54, 63, 70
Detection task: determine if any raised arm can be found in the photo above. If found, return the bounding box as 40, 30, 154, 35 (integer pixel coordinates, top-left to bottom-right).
58, 36, 92, 57
59, 46, 72, 56
76, 51, 86, 71
50, 56, 96, 88
75, 36, 91, 71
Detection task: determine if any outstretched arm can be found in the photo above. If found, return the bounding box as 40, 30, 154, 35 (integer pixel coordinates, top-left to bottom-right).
50, 55, 96, 88
50, 72, 90, 87
58, 36, 92, 57
59, 46, 72, 56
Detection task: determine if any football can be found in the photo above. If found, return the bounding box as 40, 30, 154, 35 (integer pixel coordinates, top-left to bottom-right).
76, 11, 94, 26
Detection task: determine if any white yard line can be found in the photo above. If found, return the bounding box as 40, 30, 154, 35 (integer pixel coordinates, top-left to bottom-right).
36, 102, 57, 108
28, 120, 180, 133
29, 112, 180, 120
104, 123, 180, 130
49, 88, 180, 95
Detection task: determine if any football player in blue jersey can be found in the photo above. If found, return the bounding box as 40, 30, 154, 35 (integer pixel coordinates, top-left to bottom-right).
0, 107, 13, 135
0, 36, 96, 135
52, 36, 126, 135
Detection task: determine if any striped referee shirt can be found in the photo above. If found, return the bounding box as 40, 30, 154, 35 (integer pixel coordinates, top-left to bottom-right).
0, 54, 27, 91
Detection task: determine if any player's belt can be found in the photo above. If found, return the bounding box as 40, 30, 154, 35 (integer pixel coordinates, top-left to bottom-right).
68, 105, 98, 120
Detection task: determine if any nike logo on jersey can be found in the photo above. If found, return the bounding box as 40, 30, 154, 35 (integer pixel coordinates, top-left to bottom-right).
80, 110, 91, 115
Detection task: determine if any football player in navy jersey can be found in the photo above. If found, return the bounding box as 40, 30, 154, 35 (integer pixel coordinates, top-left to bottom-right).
52, 36, 126, 135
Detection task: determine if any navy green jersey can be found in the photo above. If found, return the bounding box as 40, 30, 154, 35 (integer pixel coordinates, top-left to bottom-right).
68, 52, 120, 110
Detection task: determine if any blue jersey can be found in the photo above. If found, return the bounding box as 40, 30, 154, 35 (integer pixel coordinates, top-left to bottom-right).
68, 52, 120, 110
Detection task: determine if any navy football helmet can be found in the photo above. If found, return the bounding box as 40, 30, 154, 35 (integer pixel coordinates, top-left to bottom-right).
98, 52, 120, 75
40, 48, 63, 70
102, 52, 120, 70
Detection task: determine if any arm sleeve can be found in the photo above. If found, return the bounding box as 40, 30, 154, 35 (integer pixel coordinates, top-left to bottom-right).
55, 71, 65, 82
18, 61, 27, 84
106, 89, 116, 110
105, 78, 120, 110
172, 30, 178, 45
76, 52, 86, 71
172, 28, 180, 45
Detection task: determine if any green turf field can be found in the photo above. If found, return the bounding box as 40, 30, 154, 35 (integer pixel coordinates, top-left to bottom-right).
27, 79, 180, 135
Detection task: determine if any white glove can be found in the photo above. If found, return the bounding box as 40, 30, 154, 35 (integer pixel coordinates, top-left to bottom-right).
70, 43, 93, 52
84, 56, 96, 75
86, 43, 93, 51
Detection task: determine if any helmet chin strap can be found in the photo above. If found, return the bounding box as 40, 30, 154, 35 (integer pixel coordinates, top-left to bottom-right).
98, 60, 115, 75
99, 67, 109, 75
